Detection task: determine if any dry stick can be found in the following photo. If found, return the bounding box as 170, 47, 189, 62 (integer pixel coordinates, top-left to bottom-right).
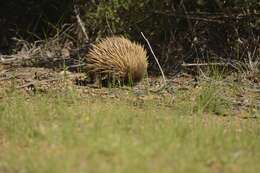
74, 5, 89, 42
16, 81, 35, 89
0, 54, 31, 64
181, 62, 228, 67
16, 78, 63, 89
141, 32, 166, 85
181, 62, 242, 71
68, 63, 86, 69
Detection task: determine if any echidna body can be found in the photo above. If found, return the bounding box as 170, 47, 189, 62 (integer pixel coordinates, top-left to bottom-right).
85, 36, 148, 84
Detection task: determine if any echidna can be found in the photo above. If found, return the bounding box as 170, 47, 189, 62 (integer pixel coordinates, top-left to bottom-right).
85, 36, 148, 84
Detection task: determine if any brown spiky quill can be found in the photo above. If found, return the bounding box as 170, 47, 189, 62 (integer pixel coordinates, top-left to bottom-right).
86, 36, 148, 83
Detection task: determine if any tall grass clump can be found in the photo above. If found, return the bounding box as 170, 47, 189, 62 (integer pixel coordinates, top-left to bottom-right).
0, 90, 260, 173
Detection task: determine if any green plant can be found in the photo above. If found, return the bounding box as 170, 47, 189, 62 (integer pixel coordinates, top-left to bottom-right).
0, 90, 259, 173
193, 84, 231, 115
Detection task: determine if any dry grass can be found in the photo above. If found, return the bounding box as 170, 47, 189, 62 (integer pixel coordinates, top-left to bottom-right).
0, 84, 259, 173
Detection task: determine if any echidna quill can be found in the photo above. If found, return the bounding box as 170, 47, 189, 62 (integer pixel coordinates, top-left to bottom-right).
85, 36, 148, 84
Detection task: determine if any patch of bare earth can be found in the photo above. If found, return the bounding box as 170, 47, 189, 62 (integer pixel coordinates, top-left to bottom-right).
0, 64, 259, 119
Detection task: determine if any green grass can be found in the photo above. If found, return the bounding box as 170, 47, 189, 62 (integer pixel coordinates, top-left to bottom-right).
0, 88, 259, 173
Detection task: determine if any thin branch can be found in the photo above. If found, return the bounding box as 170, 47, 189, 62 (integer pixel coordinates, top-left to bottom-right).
16, 81, 35, 89
74, 5, 89, 42
141, 32, 166, 85
0, 54, 32, 64
181, 62, 229, 67
68, 63, 86, 69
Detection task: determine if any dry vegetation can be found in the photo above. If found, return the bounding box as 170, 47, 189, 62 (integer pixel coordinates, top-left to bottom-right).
0, 70, 260, 173
0, 1, 259, 172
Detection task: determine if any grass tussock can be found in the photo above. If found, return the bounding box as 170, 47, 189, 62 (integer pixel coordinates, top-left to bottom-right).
0, 88, 259, 173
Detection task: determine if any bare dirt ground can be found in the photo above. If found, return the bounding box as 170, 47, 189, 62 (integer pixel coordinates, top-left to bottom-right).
0, 62, 184, 92
0, 63, 198, 107
0, 63, 260, 119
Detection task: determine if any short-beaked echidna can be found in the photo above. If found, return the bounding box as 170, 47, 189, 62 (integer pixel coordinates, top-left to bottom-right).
85, 36, 148, 84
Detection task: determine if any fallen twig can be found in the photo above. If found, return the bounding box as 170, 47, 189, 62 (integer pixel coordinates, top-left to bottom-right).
68, 63, 86, 69
16, 81, 35, 89
181, 62, 228, 67
0, 75, 14, 81
141, 32, 166, 85
0, 54, 32, 64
